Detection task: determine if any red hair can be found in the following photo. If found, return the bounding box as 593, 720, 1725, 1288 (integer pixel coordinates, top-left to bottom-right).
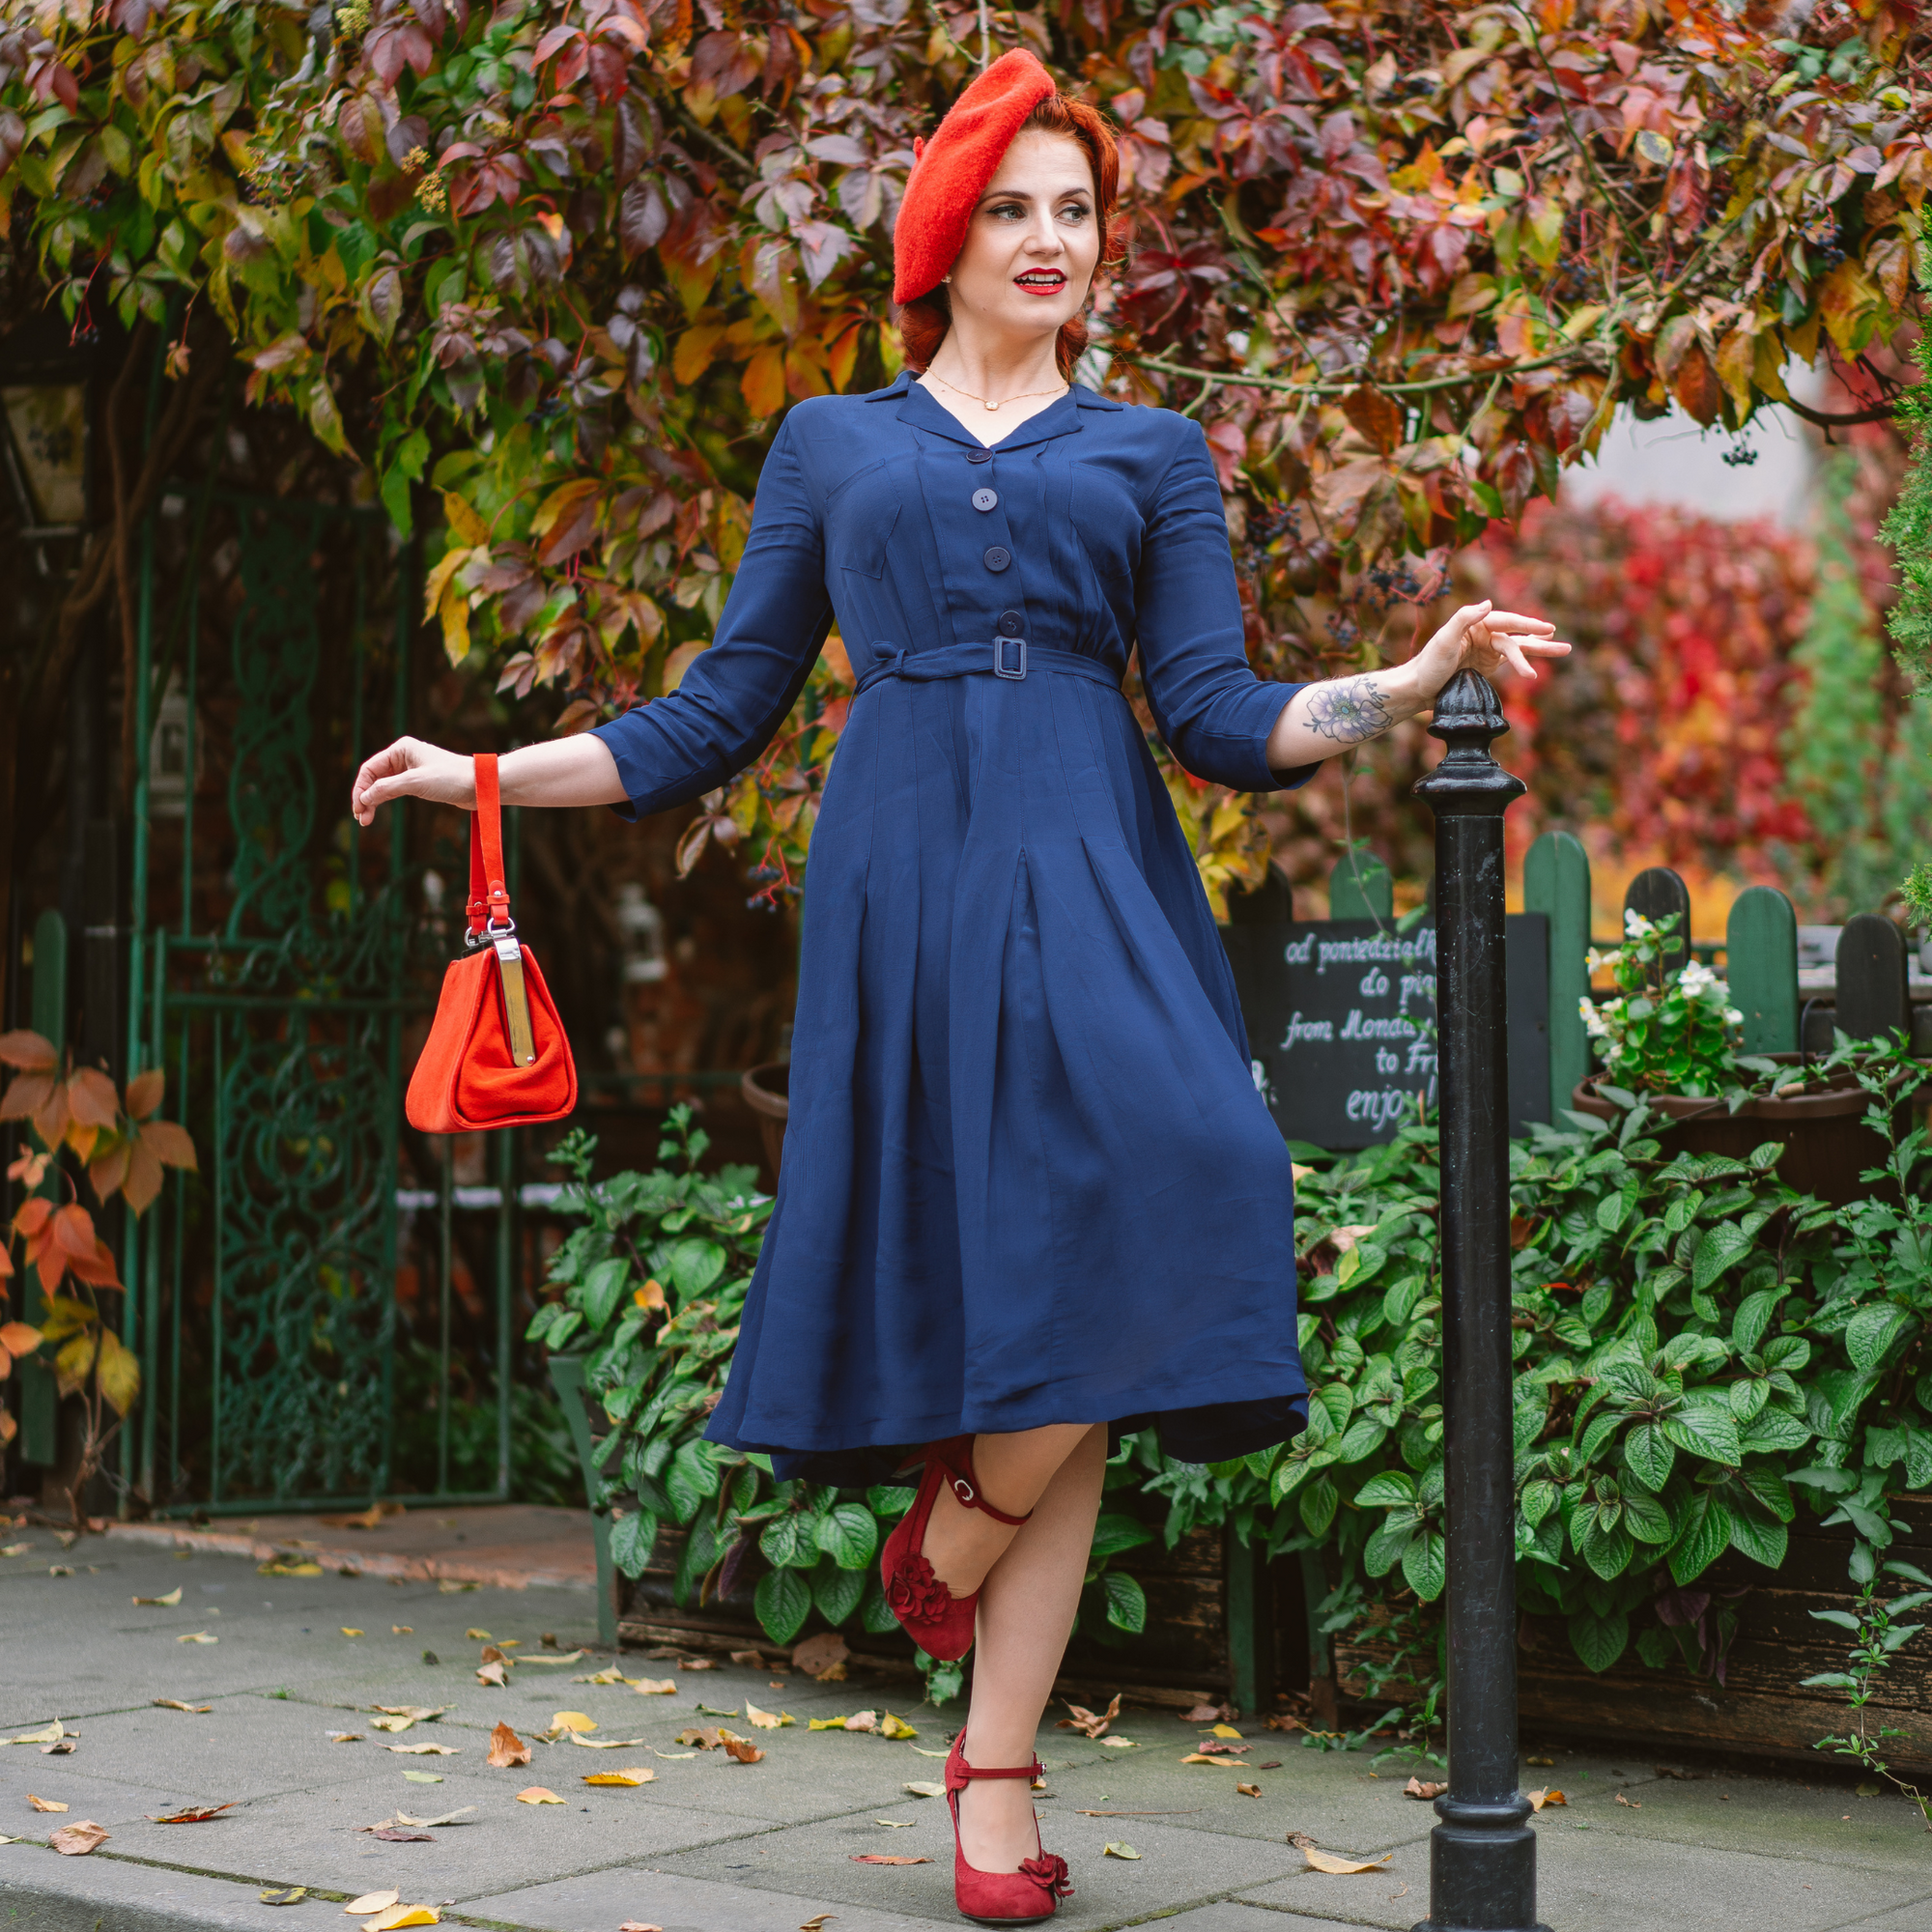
895, 95, 1125, 384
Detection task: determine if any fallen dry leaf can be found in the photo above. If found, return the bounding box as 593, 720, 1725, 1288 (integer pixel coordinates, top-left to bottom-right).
437, 1579, 476, 1594
745, 1704, 793, 1730
149, 1803, 238, 1823
582, 1768, 656, 1787
1180, 1752, 1236, 1766
1058, 1693, 1122, 1740
259, 1888, 307, 1905
879, 1712, 918, 1740
400, 1772, 443, 1784
1208, 1723, 1244, 1739
49, 1820, 108, 1855
258, 1559, 322, 1577
1525, 1755, 1555, 1768
903, 1780, 947, 1798
488, 1721, 531, 1769
849, 1854, 929, 1864
27, 1795, 68, 1812
676, 1726, 722, 1749
344, 1889, 401, 1915
370, 1829, 433, 1843
551, 1711, 597, 1733
152, 1700, 212, 1714
729, 1648, 765, 1667
515, 1786, 564, 1805
567, 1732, 648, 1750
393, 1626, 412, 1634
616, 1923, 664, 1932
632, 1677, 676, 1695
1181, 1703, 1226, 1723
1236, 1783, 1262, 1798
1613, 1792, 1637, 1808
799, 1920, 836, 1932
364, 1907, 439, 1931
1328, 1222, 1379, 1254
389, 1807, 474, 1830
177, 1631, 217, 1644
383, 1744, 459, 1756
651, 1749, 696, 1760
1102, 1841, 1141, 1860
132, 1587, 183, 1606
873, 1819, 915, 1827
791, 1632, 849, 1676
40, 1740, 74, 1756
342, 1628, 365, 1637
1528, 1789, 1567, 1810
369, 1706, 444, 1734
723, 1737, 765, 1765
1302, 1846, 1392, 1874
466, 1629, 492, 1641
574, 1665, 631, 1685
475, 1662, 509, 1688
1404, 1777, 1447, 1800
479, 1645, 511, 1666
513, 1650, 586, 1667
329, 1733, 362, 1744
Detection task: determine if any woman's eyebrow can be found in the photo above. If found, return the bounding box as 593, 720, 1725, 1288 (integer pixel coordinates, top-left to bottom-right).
974, 185, 1095, 207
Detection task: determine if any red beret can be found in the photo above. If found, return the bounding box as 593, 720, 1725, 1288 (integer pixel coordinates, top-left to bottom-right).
893, 49, 1059, 305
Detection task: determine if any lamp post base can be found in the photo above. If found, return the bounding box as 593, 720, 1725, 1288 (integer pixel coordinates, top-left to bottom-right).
1410, 1818, 1551, 1932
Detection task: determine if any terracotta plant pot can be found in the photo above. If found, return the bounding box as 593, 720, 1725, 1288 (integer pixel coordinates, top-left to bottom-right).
1570, 1051, 1923, 1206
741, 1061, 789, 1185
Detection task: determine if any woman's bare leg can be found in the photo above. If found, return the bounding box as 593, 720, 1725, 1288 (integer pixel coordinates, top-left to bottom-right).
919, 1421, 1093, 1596
951, 1423, 1108, 1872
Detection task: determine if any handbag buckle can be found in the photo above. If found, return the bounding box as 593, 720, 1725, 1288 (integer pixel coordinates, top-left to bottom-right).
491, 929, 538, 1066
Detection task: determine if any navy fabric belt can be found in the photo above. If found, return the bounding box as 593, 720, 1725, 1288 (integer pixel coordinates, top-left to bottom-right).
854, 640, 1122, 698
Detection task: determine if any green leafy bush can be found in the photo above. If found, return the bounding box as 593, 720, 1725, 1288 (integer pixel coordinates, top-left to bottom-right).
527, 1108, 1152, 1703
1579, 911, 1744, 1097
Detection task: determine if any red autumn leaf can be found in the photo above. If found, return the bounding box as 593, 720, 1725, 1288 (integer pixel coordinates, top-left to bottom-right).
0, 1031, 56, 1071
68, 1069, 119, 1131
0, 1071, 53, 1122
125, 1069, 165, 1121
53, 1204, 97, 1261
139, 1121, 199, 1172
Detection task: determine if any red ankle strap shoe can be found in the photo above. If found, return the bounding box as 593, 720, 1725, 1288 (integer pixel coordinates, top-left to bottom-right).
878, 1436, 1033, 1662
944, 1731, 1071, 1925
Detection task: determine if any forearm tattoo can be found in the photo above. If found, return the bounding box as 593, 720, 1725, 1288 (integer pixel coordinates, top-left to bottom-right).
1303, 675, 1395, 745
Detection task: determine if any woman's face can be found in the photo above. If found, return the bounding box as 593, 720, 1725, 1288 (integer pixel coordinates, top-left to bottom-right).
943, 129, 1100, 347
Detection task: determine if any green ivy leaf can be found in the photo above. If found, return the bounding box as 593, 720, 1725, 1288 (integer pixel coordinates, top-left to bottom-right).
609, 1509, 659, 1579
1101, 1571, 1147, 1634
815, 1501, 880, 1572
754, 1566, 812, 1647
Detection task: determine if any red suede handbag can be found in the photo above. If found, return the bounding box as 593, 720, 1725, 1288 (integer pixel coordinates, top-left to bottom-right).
405, 753, 578, 1133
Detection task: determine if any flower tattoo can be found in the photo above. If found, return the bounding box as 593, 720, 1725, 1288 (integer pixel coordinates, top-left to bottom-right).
1304, 676, 1395, 744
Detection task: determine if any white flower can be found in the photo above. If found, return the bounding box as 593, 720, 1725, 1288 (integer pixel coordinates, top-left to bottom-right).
1585, 947, 1620, 974
1677, 960, 1719, 997
1724, 1008, 1744, 1025
1578, 996, 1610, 1038
1625, 910, 1656, 938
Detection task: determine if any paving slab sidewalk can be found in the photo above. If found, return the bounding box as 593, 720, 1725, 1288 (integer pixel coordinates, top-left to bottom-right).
3, 1525, 1930, 1932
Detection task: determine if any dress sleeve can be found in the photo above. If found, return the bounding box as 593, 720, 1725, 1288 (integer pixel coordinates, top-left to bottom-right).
592, 413, 832, 821
1133, 419, 1319, 794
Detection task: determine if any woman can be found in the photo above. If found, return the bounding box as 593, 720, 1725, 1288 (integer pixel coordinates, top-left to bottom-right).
353, 49, 1567, 1926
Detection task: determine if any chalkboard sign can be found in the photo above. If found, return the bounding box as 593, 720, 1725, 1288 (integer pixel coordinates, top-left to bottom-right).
1222, 914, 1551, 1151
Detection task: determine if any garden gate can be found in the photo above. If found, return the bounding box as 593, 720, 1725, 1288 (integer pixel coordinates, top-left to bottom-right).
125, 489, 514, 1514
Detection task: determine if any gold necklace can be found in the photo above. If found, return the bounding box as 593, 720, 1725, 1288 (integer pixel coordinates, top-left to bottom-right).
925, 369, 1069, 414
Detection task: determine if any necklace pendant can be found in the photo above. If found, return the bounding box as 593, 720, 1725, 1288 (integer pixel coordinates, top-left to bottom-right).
985, 400, 1000, 412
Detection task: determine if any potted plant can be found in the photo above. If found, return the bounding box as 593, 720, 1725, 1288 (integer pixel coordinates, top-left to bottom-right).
1570, 912, 1914, 1205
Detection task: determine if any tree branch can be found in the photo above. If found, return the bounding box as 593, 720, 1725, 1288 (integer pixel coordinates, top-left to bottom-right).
1781, 394, 1900, 429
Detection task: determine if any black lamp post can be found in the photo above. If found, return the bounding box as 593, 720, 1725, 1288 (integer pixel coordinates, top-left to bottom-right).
1412, 670, 1549, 1932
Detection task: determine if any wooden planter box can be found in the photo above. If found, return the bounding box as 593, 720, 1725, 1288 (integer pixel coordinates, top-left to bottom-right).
1336, 1495, 1932, 1773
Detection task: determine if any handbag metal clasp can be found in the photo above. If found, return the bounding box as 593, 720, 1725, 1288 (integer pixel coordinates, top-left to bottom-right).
491, 928, 538, 1066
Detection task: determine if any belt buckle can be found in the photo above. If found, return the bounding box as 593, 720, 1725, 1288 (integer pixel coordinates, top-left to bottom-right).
992, 636, 1027, 680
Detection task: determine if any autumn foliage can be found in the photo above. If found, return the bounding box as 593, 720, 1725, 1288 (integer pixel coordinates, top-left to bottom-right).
0, 0, 1926, 905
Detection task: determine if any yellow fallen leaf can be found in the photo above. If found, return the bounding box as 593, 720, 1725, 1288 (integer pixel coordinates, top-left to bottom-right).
879, 1713, 918, 1740
328, 1733, 362, 1744
465, 1630, 492, 1641
258, 1559, 322, 1577
5, 1720, 63, 1747
178, 1631, 218, 1644
632, 1676, 676, 1695
651, 1749, 696, 1760
1236, 1783, 1262, 1798
260, 1888, 307, 1905
903, 1780, 946, 1798
550, 1711, 596, 1733
800, 1918, 836, 1931
342, 1629, 365, 1637
809, 1716, 848, 1731
574, 1666, 630, 1685
1100, 1737, 1138, 1748
582, 1767, 656, 1787
392, 1626, 412, 1634
381, 1744, 458, 1756
1302, 1846, 1392, 1875
514, 1786, 563, 1804
401, 1772, 443, 1783
1102, 1841, 1140, 1860
1181, 1752, 1241, 1765
364, 1907, 439, 1931
474, 1662, 508, 1687
28, 1795, 68, 1812
1209, 1724, 1243, 1739
873, 1819, 915, 1827
512, 1649, 587, 1666
344, 1889, 401, 1914
153, 1700, 213, 1714
567, 1732, 648, 1748
132, 1588, 183, 1606
745, 1704, 793, 1730
1525, 1755, 1555, 1768
1524, 1787, 1566, 1811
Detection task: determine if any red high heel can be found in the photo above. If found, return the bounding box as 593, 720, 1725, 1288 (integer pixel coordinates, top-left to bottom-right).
878, 1436, 1033, 1661
945, 1730, 1072, 1925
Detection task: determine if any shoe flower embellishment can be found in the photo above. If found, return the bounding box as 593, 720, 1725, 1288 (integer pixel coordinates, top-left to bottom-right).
885, 1552, 952, 1624
1020, 1852, 1073, 1898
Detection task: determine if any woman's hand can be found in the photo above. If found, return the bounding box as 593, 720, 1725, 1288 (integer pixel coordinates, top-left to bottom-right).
1406, 600, 1571, 703
352, 736, 475, 826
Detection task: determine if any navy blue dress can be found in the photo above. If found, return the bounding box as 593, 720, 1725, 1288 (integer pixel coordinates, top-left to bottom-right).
594, 371, 1311, 1483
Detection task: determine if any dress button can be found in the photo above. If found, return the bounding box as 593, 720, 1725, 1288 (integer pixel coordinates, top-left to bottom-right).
972, 488, 998, 513
997, 611, 1024, 637
966, 448, 993, 465
983, 546, 1011, 572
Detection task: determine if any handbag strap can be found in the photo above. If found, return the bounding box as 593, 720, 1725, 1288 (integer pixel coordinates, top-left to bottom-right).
465, 753, 512, 943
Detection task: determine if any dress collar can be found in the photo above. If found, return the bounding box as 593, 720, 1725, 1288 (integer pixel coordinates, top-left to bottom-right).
885, 369, 1108, 452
